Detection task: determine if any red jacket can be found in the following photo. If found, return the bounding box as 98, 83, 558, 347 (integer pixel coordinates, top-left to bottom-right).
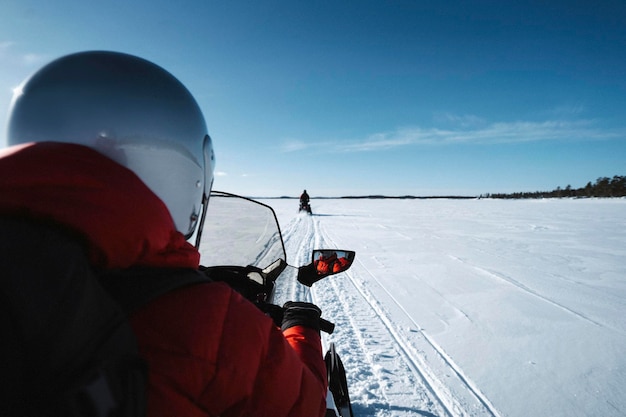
0, 142, 327, 417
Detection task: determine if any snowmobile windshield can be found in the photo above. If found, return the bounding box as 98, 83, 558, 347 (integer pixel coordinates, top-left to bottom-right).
198, 191, 286, 269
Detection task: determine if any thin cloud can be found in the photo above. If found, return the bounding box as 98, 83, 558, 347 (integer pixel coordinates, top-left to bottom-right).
550, 103, 586, 116
281, 118, 623, 154
280, 139, 310, 153
433, 112, 486, 128
0, 41, 15, 53
0, 41, 15, 62
336, 119, 623, 152
21, 53, 44, 65
0, 41, 45, 66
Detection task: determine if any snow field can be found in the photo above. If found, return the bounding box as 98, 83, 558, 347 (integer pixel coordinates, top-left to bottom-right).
266, 198, 626, 417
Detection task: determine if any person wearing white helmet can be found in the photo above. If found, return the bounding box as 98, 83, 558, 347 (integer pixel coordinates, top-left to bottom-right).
0, 51, 327, 417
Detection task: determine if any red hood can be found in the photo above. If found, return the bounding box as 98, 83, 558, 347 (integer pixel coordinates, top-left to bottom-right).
0, 142, 200, 269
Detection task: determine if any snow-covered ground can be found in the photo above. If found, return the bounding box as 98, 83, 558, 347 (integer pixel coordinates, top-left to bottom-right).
264, 198, 626, 417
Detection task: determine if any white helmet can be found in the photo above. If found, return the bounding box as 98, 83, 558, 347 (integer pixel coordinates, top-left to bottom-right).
6, 51, 215, 241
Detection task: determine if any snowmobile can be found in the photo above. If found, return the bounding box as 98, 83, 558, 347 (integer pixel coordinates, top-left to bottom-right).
200, 191, 354, 417
299, 200, 313, 215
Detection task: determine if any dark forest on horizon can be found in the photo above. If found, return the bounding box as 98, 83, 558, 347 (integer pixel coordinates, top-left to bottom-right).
274, 175, 625, 200
485, 175, 626, 199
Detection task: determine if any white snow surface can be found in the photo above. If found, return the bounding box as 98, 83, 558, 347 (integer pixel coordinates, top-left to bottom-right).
263, 198, 626, 417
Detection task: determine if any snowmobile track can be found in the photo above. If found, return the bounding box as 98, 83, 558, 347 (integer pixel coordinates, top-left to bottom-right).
279, 213, 502, 417
349, 261, 502, 417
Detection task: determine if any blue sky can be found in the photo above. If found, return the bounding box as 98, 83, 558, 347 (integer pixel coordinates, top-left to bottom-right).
2, 1, 625, 197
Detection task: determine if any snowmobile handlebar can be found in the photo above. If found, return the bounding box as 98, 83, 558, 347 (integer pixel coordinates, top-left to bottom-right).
202, 264, 337, 333
203, 257, 350, 334
320, 317, 336, 334
256, 301, 336, 334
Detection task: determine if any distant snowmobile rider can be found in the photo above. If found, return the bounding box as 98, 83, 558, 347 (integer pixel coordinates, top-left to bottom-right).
301, 189, 310, 205
2, 51, 328, 417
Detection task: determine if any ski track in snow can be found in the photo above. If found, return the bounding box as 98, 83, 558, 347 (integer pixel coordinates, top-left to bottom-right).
447, 255, 607, 330
277, 213, 501, 417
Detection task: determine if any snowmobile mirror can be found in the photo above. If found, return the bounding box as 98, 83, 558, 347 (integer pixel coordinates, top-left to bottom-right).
297, 250, 356, 287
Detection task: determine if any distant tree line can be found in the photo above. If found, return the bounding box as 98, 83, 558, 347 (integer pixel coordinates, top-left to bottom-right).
484, 175, 626, 199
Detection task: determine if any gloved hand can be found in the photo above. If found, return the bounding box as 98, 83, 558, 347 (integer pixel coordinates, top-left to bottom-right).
281, 301, 322, 332
258, 302, 284, 327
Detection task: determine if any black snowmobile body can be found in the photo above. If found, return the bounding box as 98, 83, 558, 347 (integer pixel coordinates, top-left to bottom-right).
299, 201, 313, 215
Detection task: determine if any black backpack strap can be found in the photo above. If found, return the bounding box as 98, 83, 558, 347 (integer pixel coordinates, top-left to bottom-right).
0, 217, 147, 417
1, 215, 210, 417
98, 267, 212, 315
